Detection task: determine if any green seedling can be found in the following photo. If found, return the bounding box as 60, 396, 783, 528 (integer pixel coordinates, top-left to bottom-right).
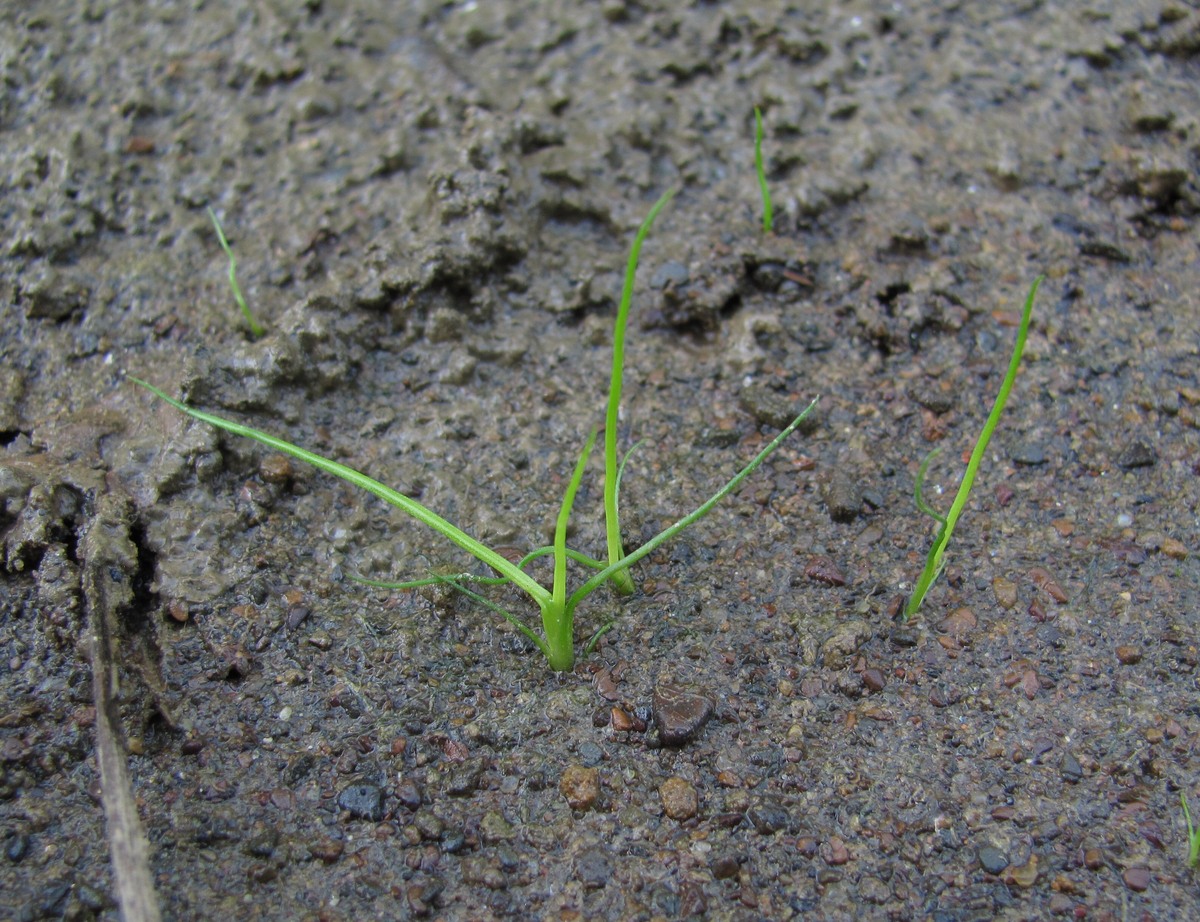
753, 107, 773, 233
1184, 792, 1200, 868
905, 275, 1044, 619
602, 189, 674, 595
134, 192, 818, 671
207, 206, 264, 338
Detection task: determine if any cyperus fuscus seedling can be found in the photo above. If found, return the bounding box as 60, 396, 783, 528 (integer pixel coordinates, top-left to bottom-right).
133, 190, 817, 671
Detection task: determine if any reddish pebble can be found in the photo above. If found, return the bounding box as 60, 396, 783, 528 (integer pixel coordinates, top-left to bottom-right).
1029, 567, 1068, 603
803, 555, 847, 586
824, 837, 851, 865
1122, 866, 1151, 891
862, 668, 886, 693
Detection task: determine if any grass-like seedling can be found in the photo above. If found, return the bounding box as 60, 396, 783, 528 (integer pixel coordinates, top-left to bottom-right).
904, 275, 1044, 619
133, 192, 818, 671
602, 189, 674, 595
1184, 792, 1200, 868
207, 207, 264, 338
753, 107, 773, 233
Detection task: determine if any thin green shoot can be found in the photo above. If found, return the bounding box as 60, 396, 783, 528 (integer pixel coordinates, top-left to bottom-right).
912, 447, 947, 525
207, 207, 264, 338
1183, 792, 1200, 869
905, 275, 1044, 619
603, 188, 675, 597
132, 376, 818, 671
754, 107, 773, 233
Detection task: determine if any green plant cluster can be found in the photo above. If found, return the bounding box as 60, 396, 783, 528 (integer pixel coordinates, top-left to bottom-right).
135, 110, 1044, 671
134, 187, 816, 671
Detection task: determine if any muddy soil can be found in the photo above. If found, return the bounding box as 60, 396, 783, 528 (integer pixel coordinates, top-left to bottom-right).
2, 1, 1199, 919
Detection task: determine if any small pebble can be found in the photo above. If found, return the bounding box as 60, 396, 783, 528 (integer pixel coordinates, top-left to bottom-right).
653, 683, 713, 746
861, 668, 886, 693
711, 854, 740, 879
659, 777, 699, 821
824, 470, 862, 523
1115, 645, 1142, 665
559, 764, 601, 810
939, 606, 977, 636
1122, 866, 1151, 892
824, 837, 851, 865
978, 845, 1009, 875
1010, 442, 1047, 465
747, 799, 791, 835
337, 784, 384, 822
1116, 439, 1157, 469
575, 848, 611, 889
803, 555, 847, 586
309, 837, 344, 863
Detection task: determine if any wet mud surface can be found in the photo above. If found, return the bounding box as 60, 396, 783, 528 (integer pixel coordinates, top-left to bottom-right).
2, 1, 1199, 919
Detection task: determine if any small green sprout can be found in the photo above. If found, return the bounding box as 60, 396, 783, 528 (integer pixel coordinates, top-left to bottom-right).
207, 206, 264, 338
905, 275, 1044, 619
1183, 792, 1200, 868
134, 192, 818, 671
603, 188, 675, 596
753, 106, 773, 233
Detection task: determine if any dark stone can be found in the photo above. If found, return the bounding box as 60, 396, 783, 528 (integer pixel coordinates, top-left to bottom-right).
395, 778, 423, 810
337, 783, 385, 821
1116, 439, 1157, 470
825, 470, 862, 523
747, 799, 791, 835
1061, 752, 1084, 783
740, 383, 800, 430
6, 833, 29, 863
652, 683, 714, 747
577, 741, 604, 766
445, 758, 485, 796
576, 848, 611, 889
977, 845, 1009, 875
1010, 442, 1048, 465
711, 853, 740, 879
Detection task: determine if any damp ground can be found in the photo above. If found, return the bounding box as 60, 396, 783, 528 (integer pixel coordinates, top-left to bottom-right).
1, 1, 1199, 919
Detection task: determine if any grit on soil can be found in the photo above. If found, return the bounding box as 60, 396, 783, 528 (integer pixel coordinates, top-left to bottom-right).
2, 1, 1199, 919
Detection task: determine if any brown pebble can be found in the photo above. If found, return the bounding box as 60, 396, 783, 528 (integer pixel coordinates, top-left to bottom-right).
711, 854, 740, 879
993, 577, 1018, 610
824, 837, 851, 865
653, 683, 714, 746
1116, 645, 1142, 665
167, 600, 190, 623
559, 764, 601, 811
1029, 566, 1068, 603
125, 135, 156, 154
939, 606, 977, 636
803, 555, 847, 586
1161, 537, 1189, 559
309, 837, 344, 863
862, 668, 886, 693
260, 455, 293, 484
610, 707, 643, 732
660, 777, 699, 821
1122, 866, 1151, 891
1083, 848, 1105, 870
